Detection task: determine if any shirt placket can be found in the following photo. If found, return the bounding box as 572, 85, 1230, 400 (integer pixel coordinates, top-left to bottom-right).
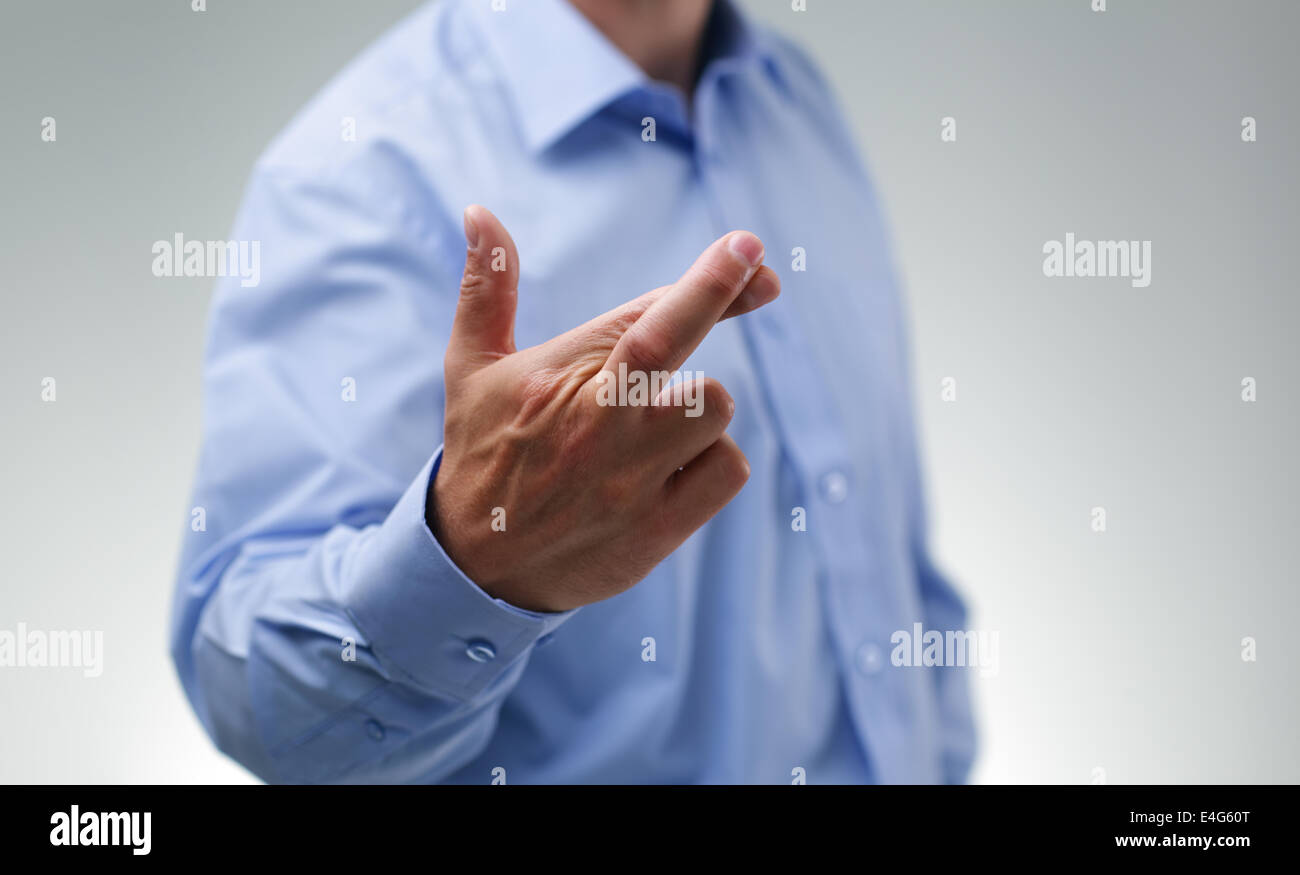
690, 68, 936, 783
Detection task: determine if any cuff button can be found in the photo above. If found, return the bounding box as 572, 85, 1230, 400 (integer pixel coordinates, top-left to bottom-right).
465, 639, 497, 663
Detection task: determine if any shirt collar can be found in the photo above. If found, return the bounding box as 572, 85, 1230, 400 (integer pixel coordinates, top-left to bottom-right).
467, 0, 775, 154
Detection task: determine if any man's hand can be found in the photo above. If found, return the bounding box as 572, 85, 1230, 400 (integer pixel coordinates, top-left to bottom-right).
428, 205, 780, 613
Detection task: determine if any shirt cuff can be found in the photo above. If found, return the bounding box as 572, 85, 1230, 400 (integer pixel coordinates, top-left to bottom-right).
340, 445, 576, 701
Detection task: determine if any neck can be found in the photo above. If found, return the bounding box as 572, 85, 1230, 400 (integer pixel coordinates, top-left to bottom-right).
568, 0, 714, 96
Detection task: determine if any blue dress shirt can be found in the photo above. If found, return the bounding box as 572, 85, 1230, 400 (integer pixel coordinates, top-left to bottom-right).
170, 0, 976, 784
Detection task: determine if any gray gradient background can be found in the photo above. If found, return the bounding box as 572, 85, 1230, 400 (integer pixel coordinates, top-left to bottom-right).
1, 0, 1296, 784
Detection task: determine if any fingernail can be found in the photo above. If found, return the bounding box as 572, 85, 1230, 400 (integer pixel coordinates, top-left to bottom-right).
463, 208, 480, 249
728, 231, 764, 268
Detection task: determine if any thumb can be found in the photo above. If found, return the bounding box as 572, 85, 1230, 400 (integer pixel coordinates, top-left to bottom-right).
446, 204, 519, 379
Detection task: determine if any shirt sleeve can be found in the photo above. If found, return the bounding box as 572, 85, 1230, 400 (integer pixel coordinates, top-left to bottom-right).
169, 152, 574, 784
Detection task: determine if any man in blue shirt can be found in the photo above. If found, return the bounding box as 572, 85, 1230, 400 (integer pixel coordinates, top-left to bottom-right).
171, 0, 977, 784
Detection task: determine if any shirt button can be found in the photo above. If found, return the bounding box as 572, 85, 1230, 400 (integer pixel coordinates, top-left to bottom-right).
364, 719, 386, 741
855, 642, 884, 676
465, 639, 497, 663
820, 470, 850, 504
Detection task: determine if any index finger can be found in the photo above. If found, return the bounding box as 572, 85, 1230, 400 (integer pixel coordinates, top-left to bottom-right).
604, 231, 767, 375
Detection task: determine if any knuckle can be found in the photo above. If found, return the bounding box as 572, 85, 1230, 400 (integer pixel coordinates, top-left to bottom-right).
605, 289, 661, 336
701, 379, 734, 422
605, 310, 638, 337
719, 444, 751, 491
507, 364, 560, 419
458, 273, 491, 303
619, 324, 674, 371
695, 258, 743, 301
